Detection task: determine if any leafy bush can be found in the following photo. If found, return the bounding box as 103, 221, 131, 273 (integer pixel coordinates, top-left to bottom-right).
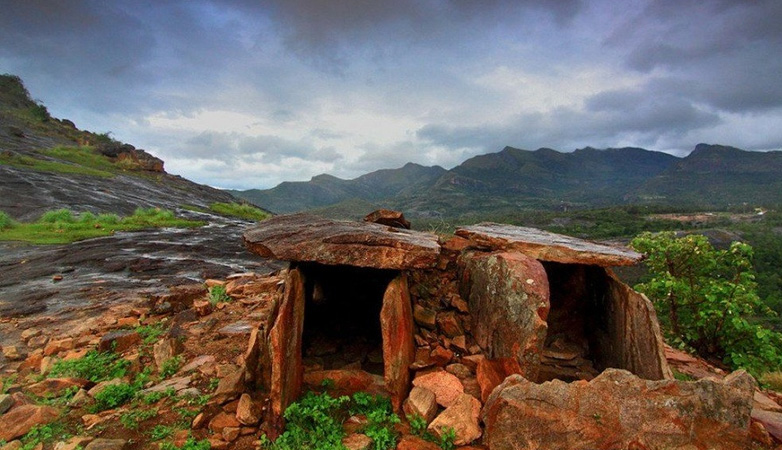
208, 285, 231, 305
160, 356, 183, 378
48, 350, 130, 382
91, 382, 141, 411
159, 437, 211, 450
149, 424, 175, 440
135, 322, 167, 345
0, 211, 14, 230
632, 232, 782, 377
19, 422, 70, 450
29, 102, 50, 122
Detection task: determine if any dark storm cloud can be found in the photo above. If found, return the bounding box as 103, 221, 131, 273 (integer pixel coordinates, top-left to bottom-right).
182, 131, 343, 164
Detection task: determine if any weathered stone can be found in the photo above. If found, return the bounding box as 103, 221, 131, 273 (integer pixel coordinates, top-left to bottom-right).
222, 426, 240, 442
68, 389, 91, 407
403, 386, 438, 424
141, 376, 192, 396
483, 369, 755, 450
98, 330, 140, 353
213, 365, 245, 403
116, 317, 139, 328
26, 378, 90, 397
413, 305, 437, 330
363, 209, 411, 229
153, 338, 183, 369
445, 363, 472, 380
268, 268, 305, 426
217, 320, 254, 336
0, 440, 22, 450
396, 435, 440, 450
236, 394, 261, 426
459, 251, 549, 379
429, 345, 454, 366
476, 357, 522, 403
20, 328, 41, 341
44, 337, 74, 356
751, 409, 782, 442
0, 404, 60, 441
88, 378, 124, 398
208, 411, 241, 433
243, 214, 441, 270
342, 433, 373, 450
0, 394, 13, 414
151, 283, 207, 312
754, 391, 782, 412
381, 273, 415, 411
455, 223, 643, 266
54, 436, 93, 450
412, 369, 464, 408
180, 355, 216, 373
83, 439, 126, 450
750, 419, 773, 447
436, 311, 463, 338
428, 393, 482, 446
193, 300, 213, 316
2, 345, 24, 361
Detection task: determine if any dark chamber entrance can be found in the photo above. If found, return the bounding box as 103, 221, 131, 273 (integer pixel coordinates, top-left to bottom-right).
538, 262, 609, 382
299, 263, 399, 375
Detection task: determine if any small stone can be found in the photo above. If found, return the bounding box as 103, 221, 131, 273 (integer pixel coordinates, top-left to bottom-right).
436, 311, 463, 338
68, 389, 92, 407
54, 436, 93, 450
222, 427, 240, 442
20, 328, 42, 341
52, 275, 63, 282
205, 279, 225, 288
27, 335, 48, 349
39, 356, 54, 375
98, 331, 140, 353
116, 317, 139, 328
445, 363, 472, 380
44, 338, 74, 356
450, 335, 468, 353
413, 305, 437, 330
27, 378, 89, 397
193, 300, 213, 316
430, 345, 454, 366
209, 412, 241, 433
192, 412, 207, 429
342, 433, 372, 450
396, 435, 440, 450
1, 442, 23, 450
83, 438, 127, 450
2, 345, 24, 361
0, 394, 13, 414
153, 338, 183, 369
236, 394, 261, 426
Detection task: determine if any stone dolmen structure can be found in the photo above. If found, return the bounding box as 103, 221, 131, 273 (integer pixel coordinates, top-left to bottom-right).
242, 211, 755, 449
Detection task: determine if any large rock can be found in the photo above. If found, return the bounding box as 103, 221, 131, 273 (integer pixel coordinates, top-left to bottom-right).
459, 251, 549, 378
0, 404, 60, 441
363, 209, 411, 229
456, 223, 643, 266
476, 358, 522, 403
381, 274, 415, 410
482, 369, 755, 450
403, 386, 438, 424
427, 393, 482, 446
243, 214, 440, 269
412, 369, 464, 408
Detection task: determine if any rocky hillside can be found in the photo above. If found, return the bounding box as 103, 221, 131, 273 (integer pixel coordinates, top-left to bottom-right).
233, 144, 782, 219
0, 74, 239, 221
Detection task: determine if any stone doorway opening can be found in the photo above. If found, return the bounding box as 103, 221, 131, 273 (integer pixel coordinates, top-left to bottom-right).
538, 262, 606, 382
299, 263, 399, 375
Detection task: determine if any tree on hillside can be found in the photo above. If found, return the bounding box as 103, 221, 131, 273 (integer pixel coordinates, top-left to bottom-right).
631, 231, 782, 377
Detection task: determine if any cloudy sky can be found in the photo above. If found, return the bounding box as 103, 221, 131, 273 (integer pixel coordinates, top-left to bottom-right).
2, 0, 781, 189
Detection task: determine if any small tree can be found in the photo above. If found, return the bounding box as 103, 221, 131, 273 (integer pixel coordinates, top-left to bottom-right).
631, 231, 782, 377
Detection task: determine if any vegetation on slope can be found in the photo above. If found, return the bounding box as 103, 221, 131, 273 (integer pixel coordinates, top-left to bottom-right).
0, 208, 204, 244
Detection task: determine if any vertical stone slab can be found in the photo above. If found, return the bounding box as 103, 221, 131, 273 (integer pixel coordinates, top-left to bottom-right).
381, 273, 415, 411
268, 267, 306, 429
458, 251, 550, 379
594, 268, 672, 380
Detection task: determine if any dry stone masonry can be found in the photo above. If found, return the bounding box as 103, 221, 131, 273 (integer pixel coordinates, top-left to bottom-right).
241, 211, 755, 448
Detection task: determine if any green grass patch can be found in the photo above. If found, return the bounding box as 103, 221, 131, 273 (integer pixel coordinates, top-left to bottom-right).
0, 151, 114, 177
160, 356, 183, 379
135, 322, 168, 345
91, 382, 142, 412
48, 350, 130, 383
160, 437, 211, 450
0, 211, 14, 230
18, 422, 71, 450
120, 408, 158, 430
0, 207, 205, 244
209, 202, 271, 221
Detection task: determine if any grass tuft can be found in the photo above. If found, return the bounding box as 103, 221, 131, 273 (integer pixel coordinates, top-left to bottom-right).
209, 202, 270, 221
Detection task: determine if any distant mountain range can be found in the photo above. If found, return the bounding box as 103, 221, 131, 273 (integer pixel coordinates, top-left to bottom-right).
232, 144, 782, 219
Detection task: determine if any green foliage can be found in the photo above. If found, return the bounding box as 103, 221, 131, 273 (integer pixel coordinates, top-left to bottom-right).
760, 372, 782, 392
19, 422, 70, 450
0, 148, 115, 178
0, 208, 204, 244
29, 102, 50, 122
120, 408, 158, 430
209, 202, 271, 221
672, 370, 695, 382
351, 393, 399, 450
407, 414, 427, 437
208, 285, 231, 305
136, 322, 168, 345
141, 387, 177, 404
406, 414, 454, 450
48, 350, 130, 382
149, 424, 175, 440
160, 356, 183, 378
437, 428, 456, 450
0, 211, 15, 230
159, 437, 211, 450
632, 231, 782, 377
33, 386, 79, 407
91, 382, 141, 411
1, 374, 17, 394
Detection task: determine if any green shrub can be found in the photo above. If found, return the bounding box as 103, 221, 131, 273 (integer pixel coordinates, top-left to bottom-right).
149, 424, 175, 441
160, 356, 183, 379
208, 285, 231, 305
48, 350, 130, 382
135, 322, 167, 345
120, 408, 158, 430
91, 382, 140, 411
19, 422, 70, 450
632, 232, 782, 377
97, 213, 120, 224
29, 102, 50, 122
0, 211, 14, 230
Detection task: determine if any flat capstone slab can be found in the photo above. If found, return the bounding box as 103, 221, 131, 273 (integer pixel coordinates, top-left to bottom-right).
455, 223, 643, 267
243, 213, 441, 270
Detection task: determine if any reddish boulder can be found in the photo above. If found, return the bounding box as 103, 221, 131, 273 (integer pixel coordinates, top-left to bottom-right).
0, 404, 60, 441
483, 369, 755, 450
459, 251, 549, 379
412, 369, 464, 408
396, 435, 440, 450
381, 274, 415, 410
363, 209, 411, 229
403, 386, 438, 424
476, 358, 522, 403
303, 370, 383, 396
98, 331, 140, 353
428, 393, 482, 446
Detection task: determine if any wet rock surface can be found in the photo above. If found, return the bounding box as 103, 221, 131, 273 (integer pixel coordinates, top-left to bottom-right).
0, 214, 283, 319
